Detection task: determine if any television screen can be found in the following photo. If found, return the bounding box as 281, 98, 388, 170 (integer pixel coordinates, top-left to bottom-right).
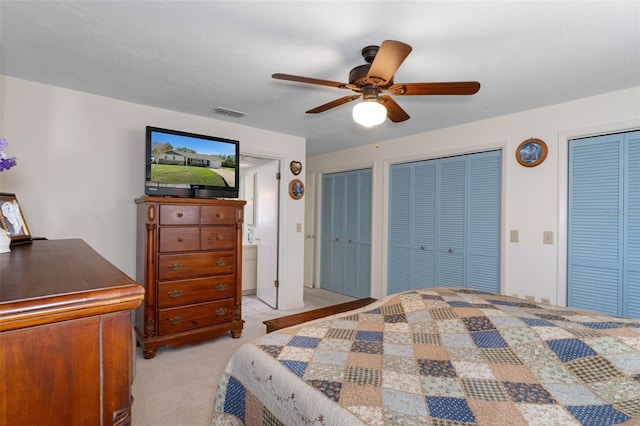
145, 126, 240, 199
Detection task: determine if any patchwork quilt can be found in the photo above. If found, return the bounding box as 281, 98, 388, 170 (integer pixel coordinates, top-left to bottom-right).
213, 288, 640, 425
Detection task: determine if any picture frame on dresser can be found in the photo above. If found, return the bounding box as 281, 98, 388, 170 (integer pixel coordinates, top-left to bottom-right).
0, 193, 32, 244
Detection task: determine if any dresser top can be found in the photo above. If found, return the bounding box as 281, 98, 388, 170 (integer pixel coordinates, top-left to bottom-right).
0, 239, 144, 331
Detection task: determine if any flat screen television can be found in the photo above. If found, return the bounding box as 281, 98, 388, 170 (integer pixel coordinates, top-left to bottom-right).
144, 126, 240, 199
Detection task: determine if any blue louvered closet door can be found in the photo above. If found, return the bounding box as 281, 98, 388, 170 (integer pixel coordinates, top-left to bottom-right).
568, 130, 640, 317
388, 150, 502, 294
320, 169, 372, 298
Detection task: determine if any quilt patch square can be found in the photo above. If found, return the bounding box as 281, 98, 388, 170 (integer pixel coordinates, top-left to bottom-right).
288, 336, 322, 348
382, 389, 428, 417
421, 376, 465, 398
258, 344, 283, 359
306, 379, 342, 402
384, 313, 408, 323
463, 316, 497, 332
521, 317, 556, 327
582, 322, 621, 330
471, 330, 508, 348
222, 376, 246, 423
566, 355, 624, 383
355, 330, 384, 342
547, 338, 597, 362
280, 360, 308, 377
535, 313, 568, 322
615, 398, 640, 417
381, 303, 404, 315
544, 383, 605, 406
429, 308, 458, 320
481, 347, 523, 365
566, 404, 630, 426
426, 396, 477, 423
516, 404, 582, 426
351, 340, 383, 355
413, 332, 442, 345
448, 300, 474, 307
262, 406, 284, 426
345, 366, 381, 386
462, 378, 509, 401
418, 359, 457, 378
502, 382, 557, 404
326, 328, 357, 340
431, 307, 458, 320
303, 361, 344, 382
570, 328, 604, 339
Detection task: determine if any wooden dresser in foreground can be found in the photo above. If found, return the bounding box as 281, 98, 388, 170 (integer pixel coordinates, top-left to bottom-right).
0, 239, 144, 426
135, 196, 246, 359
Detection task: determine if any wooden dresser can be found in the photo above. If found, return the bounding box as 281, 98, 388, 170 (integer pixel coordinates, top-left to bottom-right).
135, 196, 246, 359
0, 239, 144, 426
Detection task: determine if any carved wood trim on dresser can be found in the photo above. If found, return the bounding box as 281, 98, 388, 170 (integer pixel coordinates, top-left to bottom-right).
135, 196, 246, 359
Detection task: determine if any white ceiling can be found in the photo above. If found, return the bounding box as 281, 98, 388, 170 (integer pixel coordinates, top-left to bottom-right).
1, 1, 639, 157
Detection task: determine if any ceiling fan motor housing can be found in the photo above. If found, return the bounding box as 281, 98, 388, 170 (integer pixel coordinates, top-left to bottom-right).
349, 64, 393, 87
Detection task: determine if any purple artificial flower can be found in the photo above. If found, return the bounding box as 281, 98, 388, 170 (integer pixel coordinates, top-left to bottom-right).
0, 157, 17, 171
0, 138, 17, 172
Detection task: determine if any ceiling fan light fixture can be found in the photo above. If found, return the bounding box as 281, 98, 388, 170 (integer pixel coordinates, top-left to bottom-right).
352, 100, 387, 127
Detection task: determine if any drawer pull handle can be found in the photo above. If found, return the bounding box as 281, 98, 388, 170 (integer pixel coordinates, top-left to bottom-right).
177, 237, 183, 242
177, 212, 183, 218
168, 316, 182, 325
215, 284, 227, 292
216, 308, 227, 316
168, 263, 182, 271
216, 233, 223, 240
168, 289, 182, 298
216, 259, 227, 267
216, 212, 223, 218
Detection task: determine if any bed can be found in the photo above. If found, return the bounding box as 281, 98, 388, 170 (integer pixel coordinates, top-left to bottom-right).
213, 287, 640, 425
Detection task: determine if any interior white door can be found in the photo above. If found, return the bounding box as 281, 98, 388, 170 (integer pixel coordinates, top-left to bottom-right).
255, 160, 279, 308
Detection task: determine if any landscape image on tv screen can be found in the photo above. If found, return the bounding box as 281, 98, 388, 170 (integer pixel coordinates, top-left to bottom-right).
149, 130, 237, 189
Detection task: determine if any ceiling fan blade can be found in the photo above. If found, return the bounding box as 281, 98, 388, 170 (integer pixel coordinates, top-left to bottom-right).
379, 96, 410, 122
306, 95, 360, 114
272, 73, 347, 89
366, 40, 412, 85
387, 81, 481, 96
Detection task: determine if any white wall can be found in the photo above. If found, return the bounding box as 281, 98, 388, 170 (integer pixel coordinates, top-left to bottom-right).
306, 86, 640, 306
0, 76, 307, 310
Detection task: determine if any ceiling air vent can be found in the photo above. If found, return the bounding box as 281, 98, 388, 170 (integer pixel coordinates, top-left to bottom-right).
212, 106, 247, 118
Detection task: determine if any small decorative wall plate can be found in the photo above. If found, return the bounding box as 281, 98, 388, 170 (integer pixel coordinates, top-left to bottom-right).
516, 138, 548, 167
289, 179, 304, 200
290, 161, 302, 176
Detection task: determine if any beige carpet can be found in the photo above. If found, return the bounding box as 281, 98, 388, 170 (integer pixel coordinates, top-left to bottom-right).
131, 288, 356, 426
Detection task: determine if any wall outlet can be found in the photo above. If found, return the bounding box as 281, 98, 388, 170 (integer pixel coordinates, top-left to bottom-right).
541, 298, 551, 304
510, 229, 519, 243
525, 295, 536, 301
543, 231, 554, 245
511, 293, 519, 299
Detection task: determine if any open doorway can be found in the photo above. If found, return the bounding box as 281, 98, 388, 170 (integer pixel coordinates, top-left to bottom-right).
239, 154, 280, 308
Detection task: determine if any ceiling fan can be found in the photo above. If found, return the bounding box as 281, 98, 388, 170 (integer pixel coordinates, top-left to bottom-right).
272, 40, 480, 126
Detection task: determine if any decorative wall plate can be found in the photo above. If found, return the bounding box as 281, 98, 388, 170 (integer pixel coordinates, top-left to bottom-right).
290, 161, 302, 176
516, 138, 547, 167
289, 179, 304, 200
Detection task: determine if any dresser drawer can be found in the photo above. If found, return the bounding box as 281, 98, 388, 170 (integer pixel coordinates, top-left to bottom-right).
158, 299, 234, 335
158, 275, 235, 308
158, 252, 235, 280
159, 205, 200, 225
201, 226, 235, 251
201, 206, 237, 225
159, 227, 200, 252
